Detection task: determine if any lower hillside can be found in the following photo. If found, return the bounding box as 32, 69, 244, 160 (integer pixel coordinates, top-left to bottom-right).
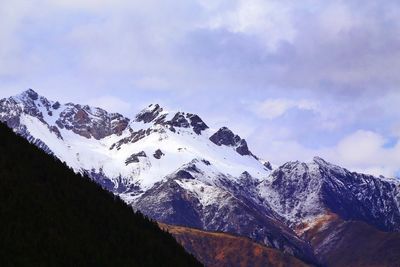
302, 214, 400, 267
0, 123, 201, 267
160, 224, 310, 267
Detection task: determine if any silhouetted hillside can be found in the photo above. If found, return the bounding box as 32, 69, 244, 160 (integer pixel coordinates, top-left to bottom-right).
0, 122, 201, 267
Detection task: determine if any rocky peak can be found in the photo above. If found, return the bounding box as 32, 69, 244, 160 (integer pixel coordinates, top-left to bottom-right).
135, 104, 209, 135
312, 156, 328, 165
135, 104, 164, 123
162, 112, 208, 135
263, 157, 400, 232
210, 127, 240, 146
1, 90, 130, 140
56, 103, 130, 140
21, 88, 39, 101
1, 89, 53, 124
186, 113, 209, 135
209, 127, 254, 157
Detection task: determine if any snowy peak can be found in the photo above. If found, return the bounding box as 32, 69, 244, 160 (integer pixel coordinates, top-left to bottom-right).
55, 103, 129, 140
135, 104, 164, 123
1, 90, 268, 194
261, 156, 400, 232
209, 127, 255, 158
21, 88, 39, 100
312, 156, 328, 166
135, 104, 209, 135
1, 89, 130, 140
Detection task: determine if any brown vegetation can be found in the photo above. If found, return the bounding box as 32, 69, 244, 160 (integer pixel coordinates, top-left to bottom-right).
302, 216, 400, 267
160, 224, 310, 267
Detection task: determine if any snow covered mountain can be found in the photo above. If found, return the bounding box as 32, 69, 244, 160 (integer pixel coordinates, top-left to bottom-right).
259, 157, 400, 233
0, 89, 268, 192
2, 89, 400, 266
0, 89, 316, 262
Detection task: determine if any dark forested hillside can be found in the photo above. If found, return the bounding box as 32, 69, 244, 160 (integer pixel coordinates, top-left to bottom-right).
0, 122, 201, 267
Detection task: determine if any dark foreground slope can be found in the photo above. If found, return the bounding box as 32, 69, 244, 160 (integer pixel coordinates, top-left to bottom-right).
160, 224, 310, 267
0, 123, 201, 267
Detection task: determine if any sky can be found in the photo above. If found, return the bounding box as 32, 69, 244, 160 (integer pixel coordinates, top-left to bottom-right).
1, 0, 400, 177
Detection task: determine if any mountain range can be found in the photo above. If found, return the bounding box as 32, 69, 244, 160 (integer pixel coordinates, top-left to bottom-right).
1, 89, 400, 266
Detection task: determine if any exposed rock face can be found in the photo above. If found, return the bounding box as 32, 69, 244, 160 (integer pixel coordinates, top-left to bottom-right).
210, 127, 255, 157
0, 89, 130, 143
125, 151, 147, 165
263, 161, 273, 170
135, 104, 163, 123
56, 104, 129, 140
25, 88, 39, 100
209, 127, 241, 146
187, 114, 209, 135
110, 128, 159, 150
153, 149, 165, 159
135, 105, 208, 135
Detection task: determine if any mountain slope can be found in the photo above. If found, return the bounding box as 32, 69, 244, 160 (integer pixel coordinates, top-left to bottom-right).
258, 157, 400, 266
134, 160, 317, 264
302, 215, 400, 267
160, 224, 310, 267
258, 157, 400, 233
0, 122, 201, 267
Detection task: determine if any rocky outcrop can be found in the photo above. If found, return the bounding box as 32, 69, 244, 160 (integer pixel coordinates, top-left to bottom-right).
56, 104, 129, 140
153, 149, 165, 159
125, 151, 147, 165
0, 89, 130, 141
210, 127, 255, 157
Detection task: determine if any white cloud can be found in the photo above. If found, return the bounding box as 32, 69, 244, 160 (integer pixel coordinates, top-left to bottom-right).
253, 98, 317, 119
324, 130, 400, 177
253, 128, 400, 178
206, 0, 297, 50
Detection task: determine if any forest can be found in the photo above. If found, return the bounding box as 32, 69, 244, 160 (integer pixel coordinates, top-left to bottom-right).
0, 122, 201, 267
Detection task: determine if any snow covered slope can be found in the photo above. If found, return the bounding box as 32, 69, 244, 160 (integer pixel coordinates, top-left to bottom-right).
259, 157, 400, 232
0, 89, 270, 195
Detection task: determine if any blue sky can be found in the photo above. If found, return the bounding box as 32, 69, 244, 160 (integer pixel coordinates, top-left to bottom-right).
1, 0, 400, 177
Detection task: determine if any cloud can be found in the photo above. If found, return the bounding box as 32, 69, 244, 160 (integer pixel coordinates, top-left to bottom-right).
1, 0, 400, 178
324, 130, 400, 177
251, 128, 400, 178
206, 0, 296, 50
252, 98, 317, 120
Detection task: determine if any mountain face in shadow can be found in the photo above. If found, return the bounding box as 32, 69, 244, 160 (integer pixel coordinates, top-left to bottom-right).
0, 122, 201, 267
